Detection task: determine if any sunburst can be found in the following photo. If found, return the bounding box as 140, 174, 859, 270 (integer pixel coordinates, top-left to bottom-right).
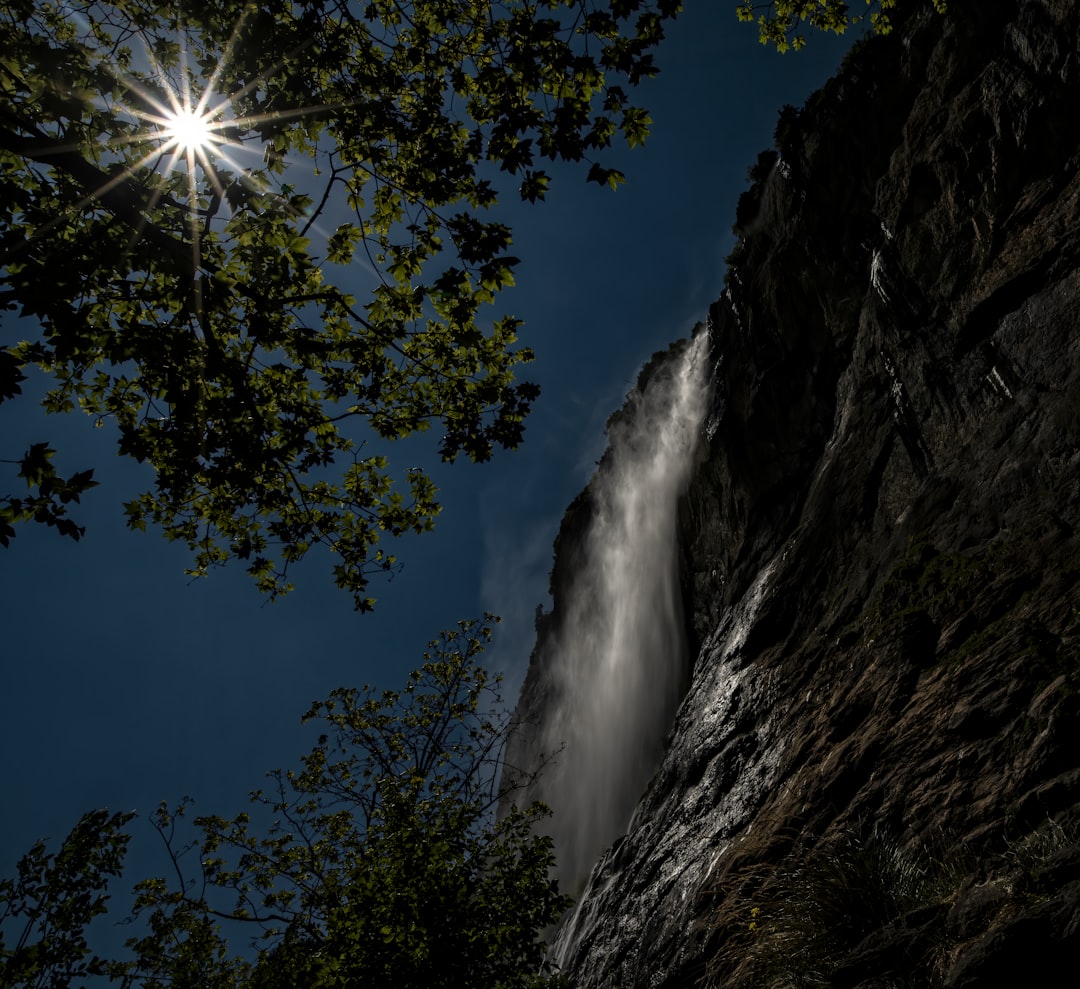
118, 18, 334, 219
113, 34, 256, 332
130, 30, 247, 189
159, 104, 220, 158
11, 6, 340, 329
99, 14, 334, 323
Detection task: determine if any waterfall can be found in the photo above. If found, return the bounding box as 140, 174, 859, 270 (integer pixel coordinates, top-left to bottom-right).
517, 328, 711, 891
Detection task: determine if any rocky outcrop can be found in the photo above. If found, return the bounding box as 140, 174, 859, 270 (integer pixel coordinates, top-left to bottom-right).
514, 1, 1080, 985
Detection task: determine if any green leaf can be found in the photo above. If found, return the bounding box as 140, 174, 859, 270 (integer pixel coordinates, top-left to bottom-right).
0, 0, 680, 608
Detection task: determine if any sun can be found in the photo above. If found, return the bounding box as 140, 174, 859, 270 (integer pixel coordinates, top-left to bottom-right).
27, 8, 336, 328
146, 83, 230, 173
123, 34, 235, 177
163, 105, 218, 157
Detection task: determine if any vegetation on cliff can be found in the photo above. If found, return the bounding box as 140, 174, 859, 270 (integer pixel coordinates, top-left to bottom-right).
738, 0, 948, 53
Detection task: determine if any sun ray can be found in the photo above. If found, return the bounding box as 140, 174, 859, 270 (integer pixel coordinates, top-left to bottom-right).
6, 3, 351, 306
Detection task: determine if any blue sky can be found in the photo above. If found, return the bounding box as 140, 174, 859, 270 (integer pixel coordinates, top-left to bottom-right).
0, 3, 852, 944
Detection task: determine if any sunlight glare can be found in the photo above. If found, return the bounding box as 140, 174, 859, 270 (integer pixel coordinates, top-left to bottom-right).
165, 106, 216, 156
39, 5, 342, 272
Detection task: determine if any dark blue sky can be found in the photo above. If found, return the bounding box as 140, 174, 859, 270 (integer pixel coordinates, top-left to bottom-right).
0, 4, 852, 940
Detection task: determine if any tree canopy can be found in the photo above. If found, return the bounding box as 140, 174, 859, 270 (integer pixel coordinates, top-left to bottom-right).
737, 0, 947, 53
1, 617, 569, 988
0, 0, 680, 609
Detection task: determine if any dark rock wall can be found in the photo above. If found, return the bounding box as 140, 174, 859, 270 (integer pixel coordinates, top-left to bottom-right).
522, 1, 1080, 985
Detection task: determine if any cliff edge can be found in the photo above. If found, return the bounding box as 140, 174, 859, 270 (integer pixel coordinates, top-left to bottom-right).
513, 1, 1080, 985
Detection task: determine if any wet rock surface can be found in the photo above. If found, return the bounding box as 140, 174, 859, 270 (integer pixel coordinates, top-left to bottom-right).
511, 1, 1080, 986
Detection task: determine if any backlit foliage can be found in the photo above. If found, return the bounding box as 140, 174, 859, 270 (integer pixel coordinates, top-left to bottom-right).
736, 0, 947, 53
0, 0, 680, 608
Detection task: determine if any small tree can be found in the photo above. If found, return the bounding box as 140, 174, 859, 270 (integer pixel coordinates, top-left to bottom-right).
122, 616, 567, 988
0, 616, 568, 987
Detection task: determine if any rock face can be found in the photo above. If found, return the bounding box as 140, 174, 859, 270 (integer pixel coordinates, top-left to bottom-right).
510, 1, 1080, 985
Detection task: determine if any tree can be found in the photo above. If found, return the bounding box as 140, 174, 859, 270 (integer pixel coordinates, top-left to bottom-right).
736, 0, 947, 53
0, 0, 681, 609
0, 617, 569, 988
0, 809, 134, 988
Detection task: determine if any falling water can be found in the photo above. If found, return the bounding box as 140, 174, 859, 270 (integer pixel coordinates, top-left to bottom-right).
522, 329, 711, 891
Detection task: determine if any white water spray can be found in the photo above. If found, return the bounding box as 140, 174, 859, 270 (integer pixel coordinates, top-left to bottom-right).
526, 330, 711, 890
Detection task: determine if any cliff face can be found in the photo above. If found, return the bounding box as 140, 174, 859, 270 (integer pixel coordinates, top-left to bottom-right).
512, 1, 1080, 986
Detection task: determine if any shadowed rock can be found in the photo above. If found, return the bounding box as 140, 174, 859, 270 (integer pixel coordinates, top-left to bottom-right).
509, 0, 1080, 985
